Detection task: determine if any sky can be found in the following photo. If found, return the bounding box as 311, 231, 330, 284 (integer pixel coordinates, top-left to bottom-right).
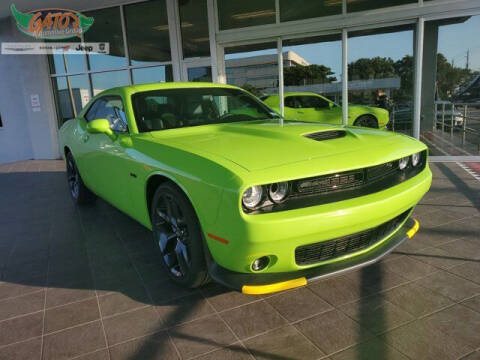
226, 15, 480, 80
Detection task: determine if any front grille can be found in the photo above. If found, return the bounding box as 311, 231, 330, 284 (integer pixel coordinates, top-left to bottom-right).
304, 130, 346, 141
295, 209, 411, 266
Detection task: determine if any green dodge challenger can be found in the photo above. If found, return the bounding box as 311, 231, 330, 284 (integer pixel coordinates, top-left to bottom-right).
262, 92, 390, 129
59, 82, 431, 294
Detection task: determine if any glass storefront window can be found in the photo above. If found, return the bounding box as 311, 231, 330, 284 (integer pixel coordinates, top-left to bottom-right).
421, 16, 480, 156
53, 77, 74, 124
348, 25, 415, 133
132, 66, 173, 85
225, 42, 279, 97
218, 0, 276, 30
187, 67, 212, 82
125, 0, 171, 65
179, 0, 210, 58
281, 34, 342, 124
83, 7, 127, 70
347, 0, 417, 13
91, 70, 130, 96
49, 54, 66, 75
280, 0, 342, 22
68, 75, 92, 115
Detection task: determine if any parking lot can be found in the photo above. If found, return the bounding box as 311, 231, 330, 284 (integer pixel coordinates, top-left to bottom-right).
0, 160, 479, 360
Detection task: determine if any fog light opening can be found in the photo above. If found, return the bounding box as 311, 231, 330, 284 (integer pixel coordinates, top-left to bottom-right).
251, 256, 270, 272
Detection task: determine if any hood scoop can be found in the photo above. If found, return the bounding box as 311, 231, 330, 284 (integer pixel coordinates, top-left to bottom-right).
304, 130, 346, 141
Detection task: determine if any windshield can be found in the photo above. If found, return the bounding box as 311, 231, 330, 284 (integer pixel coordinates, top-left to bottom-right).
132, 87, 278, 132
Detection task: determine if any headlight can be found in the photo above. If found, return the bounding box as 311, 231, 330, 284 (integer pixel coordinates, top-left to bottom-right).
398, 157, 409, 170
242, 186, 263, 209
411, 152, 421, 167
268, 182, 289, 203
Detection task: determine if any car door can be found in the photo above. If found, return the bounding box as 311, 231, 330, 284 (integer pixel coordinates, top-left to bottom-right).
79, 96, 134, 213
283, 96, 306, 121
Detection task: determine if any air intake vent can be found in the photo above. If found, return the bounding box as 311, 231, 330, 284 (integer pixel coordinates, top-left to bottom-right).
304, 130, 346, 141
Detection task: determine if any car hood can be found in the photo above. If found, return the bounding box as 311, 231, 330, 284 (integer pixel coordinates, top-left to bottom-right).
148, 120, 424, 172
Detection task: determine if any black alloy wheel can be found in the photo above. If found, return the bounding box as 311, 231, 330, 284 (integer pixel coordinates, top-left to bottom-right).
354, 115, 379, 128
151, 183, 209, 287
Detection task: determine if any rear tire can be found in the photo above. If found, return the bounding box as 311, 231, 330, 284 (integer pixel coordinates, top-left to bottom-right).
65, 152, 97, 205
151, 183, 210, 288
353, 115, 378, 128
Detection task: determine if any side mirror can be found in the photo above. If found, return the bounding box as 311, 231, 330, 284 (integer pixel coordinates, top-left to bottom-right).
329, 102, 334, 109
86, 118, 117, 140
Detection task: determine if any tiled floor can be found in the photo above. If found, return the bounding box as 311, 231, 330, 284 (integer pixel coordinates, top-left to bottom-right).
0, 160, 479, 360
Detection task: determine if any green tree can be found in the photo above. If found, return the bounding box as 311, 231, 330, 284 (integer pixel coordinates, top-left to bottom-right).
241, 83, 262, 97
435, 53, 472, 100
284, 64, 337, 86
348, 57, 396, 80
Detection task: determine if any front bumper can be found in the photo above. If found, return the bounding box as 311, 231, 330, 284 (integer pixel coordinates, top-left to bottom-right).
208, 217, 419, 294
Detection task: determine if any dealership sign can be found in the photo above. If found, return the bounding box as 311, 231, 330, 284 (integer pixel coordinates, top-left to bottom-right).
10, 4, 94, 39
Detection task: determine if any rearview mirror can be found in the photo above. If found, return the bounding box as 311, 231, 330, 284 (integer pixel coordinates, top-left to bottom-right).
86, 119, 117, 140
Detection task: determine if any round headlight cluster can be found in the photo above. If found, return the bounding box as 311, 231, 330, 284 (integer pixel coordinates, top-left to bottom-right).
269, 182, 289, 203
398, 157, 409, 170
398, 152, 422, 171
242, 185, 263, 210
411, 152, 421, 167
242, 182, 290, 210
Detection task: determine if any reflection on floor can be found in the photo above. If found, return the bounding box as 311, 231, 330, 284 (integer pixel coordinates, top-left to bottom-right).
0, 160, 479, 360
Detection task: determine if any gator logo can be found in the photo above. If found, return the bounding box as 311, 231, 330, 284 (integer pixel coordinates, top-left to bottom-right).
11, 4, 94, 39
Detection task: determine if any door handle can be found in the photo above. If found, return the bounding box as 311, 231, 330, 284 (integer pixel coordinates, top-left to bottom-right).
297, 111, 304, 114
81, 134, 89, 143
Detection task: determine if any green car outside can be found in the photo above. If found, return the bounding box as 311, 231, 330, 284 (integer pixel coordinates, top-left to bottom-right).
59, 82, 431, 294
262, 92, 390, 129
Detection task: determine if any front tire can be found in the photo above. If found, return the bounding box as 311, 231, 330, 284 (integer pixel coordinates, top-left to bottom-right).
65, 152, 96, 205
151, 183, 210, 288
353, 115, 378, 128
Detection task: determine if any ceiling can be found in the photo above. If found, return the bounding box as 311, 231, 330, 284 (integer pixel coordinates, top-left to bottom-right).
0, 0, 133, 19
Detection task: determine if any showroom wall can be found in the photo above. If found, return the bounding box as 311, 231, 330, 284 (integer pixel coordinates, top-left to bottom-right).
0, 17, 59, 164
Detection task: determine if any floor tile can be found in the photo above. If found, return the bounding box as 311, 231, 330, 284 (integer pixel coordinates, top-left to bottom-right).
266, 287, 333, 323
308, 274, 366, 306
45, 297, 100, 333
339, 294, 414, 335
155, 293, 215, 327
383, 283, 453, 318
108, 331, 179, 360
404, 246, 467, 270
102, 306, 162, 345
0, 311, 43, 346
201, 283, 258, 312
244, 325, 324, 360
42, 320, 106, 360
381, 319, 472, 360
193, 343, 253, 360
0, 290, 44, 321
295, 309, 373, 355
221, 300, 286, 340
415, 270, 480, 301
0, 337, 42, 360
381, 256, 438, 281
423, 304, 480, 348
98, 283, 150, 317
448, 261, 480, 284
461, 295, 480, 313
169, 314, 237, 359
331, 337, 408, 360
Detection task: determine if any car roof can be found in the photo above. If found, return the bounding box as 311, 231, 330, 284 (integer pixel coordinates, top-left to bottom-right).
97, 82, 243, 97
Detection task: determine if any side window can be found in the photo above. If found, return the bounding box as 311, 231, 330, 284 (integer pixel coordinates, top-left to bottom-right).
284, 97, 297, 108
85, 97, 128, 132
298, 96, 330, 109
85, 100, 102, 122
98, 97, 128, 133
